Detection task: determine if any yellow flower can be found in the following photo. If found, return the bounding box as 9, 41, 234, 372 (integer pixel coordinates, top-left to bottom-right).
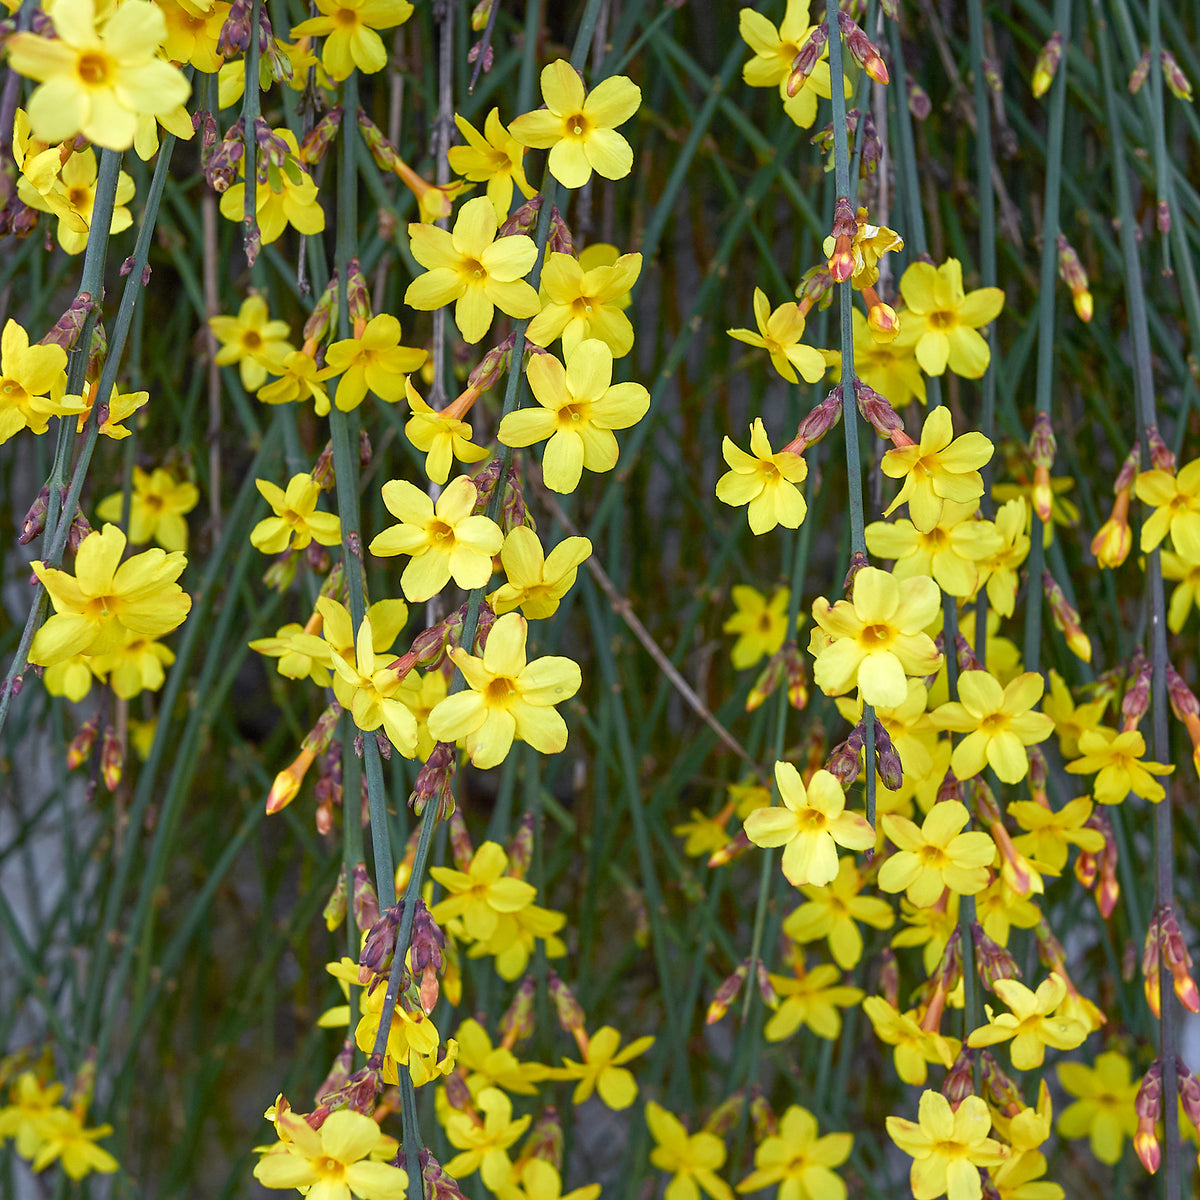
1056, 1051, 1139, 1165
810, 566, 942, 708
737, 1106, 851, 1198
324, 601, 419, 756
290, 0, 413, 79
30, 524, 191, 664
158, 0, 230, 72
0, 318, 75, 443
209, 295, 294, 392
444, 1086, 531, 1190
783, 856, 895, 969
966, 973, 1088, 1069
509, 60, 641, 189
7, 0, 190, 151
427, 612, 581, 770
73, 382, 148, 438
90, 633, 175, 698
897, 258, 1005, 378
526, 250, 642, 357
723, 584, 790, 670
1040, 669, 1107, 758
878, 800, 995, 906
975, 497, 1030, 618
403, 378, 490, 485
930, 670, 1055, 785
886, 1091, 1008, 1200
24, 1107, 118, 1179
738, 1, 844, 129
218, 130, 326, 245
744, 763, 874, 888
1161, 520, 1200, 631
646, 1102, 733, 1200
512, 1159, 599, 1200
727, 288, 827, 384
853, 308, 926, 407
17, 144, 136, 255
554, 1026, 654, 1109
254, 1107, 407, 1198
823, 215, 905, 291
405, 196, 540, 344
96, 466, 199, 552
764, 961, 863, 1042
430, 841, 536, 943
866, 502, 1001, 599
498, 339, 649, 494
0, 1072, 65, 1159
487, 525, 592, 620
452, 1017, 545, 1096
324, 314, 427, 412
861, 997, 959, 1086
448, 109, 536, 220
715, 418, 808, 535
1009, 796, 1105, 876
258, 349, 336, 412
1134, 456, 1200, 552
250, 473, 341, 555
881, 406, 993, 533
1065, 728, 1173, 804
368, 475, 503, 603
472, 902, 567, 981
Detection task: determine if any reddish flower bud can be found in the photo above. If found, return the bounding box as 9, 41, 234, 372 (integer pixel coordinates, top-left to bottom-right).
1032, 32, 1063, 98
352, 861, 380, 933
506, 812, 536, 881
707, 960, 750, 1025
1161, 50, 1193, 101
499, 975, 537, 1049
1129, 49, 1152, 93
787, 21, 828, 96
323, 864, 348, 931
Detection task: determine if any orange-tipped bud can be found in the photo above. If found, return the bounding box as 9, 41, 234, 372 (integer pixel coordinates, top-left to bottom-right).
989, 822, 1044, 897
101, 726, 123, 792
1032, 463, 1053, 524
267, 747, 316, 814
1092, 489, 1132, 567
866, 297, 900, 342
1135, 1122, 1162, 1174
828, 233, 854, 283
707, 961, 750, 1025
67, 717, 100, 771
1032, 32, 1064, 98
1073, 289, 1094, 322
707, 830, 751, 868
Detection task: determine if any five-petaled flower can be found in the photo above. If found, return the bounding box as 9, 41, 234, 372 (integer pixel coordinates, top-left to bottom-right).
1056, 1050, 1140, 1165
427, 612, 581, 770
716, 418, 809, 535
448, 109, 537, 219
510, 60, 642, 189
878, 800, 995, 907
250, 473, 342, 555
552, 1026, 654, 1110
488, 526, 593, 620
1065, 727, 1174, 804
966, 973, 1088, 1069
722, 584, 791, 670
290, 0, 413, 80
645, 1102, 733, 1200
744, 763, 874, 888
405, 196, 541, 343
324, 314, 427, 412
526, 251, 642, 357
0, 318, 76, 444
897, 258, 1005, 378
727, 288, 828, 384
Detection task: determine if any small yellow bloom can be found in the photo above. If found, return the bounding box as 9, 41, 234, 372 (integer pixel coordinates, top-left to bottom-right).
405, 196, 540, 344
1161, 520, 1200, 630
96, 466, 199, 552
878, 800, 995, 906
403, 378, 490, 485
1065, 728, 1173, 804
966, 973, 1088, 1069
646, 1102, 733, 1200
744, 763, 874, 888
209, 295, 294, 392
257, 349, 336, 412
90, 633, 176, 698
810, 566, 942, 708
715, 418, 808, 535
783, 856, 894, 970
975, 497, 1030, 618
853, 308, 926, 407
290, 0, 413, 80
553, 1026, 654, 1109
430, 842, 536, 944
250, 473, 342, 555
509, 60, 641, 189
898, 258, 1005, 378
218, 130, 326, 245
72, 382, 148, 439
487, 525, 592, 620
0, 1072, 65, 1159
1057, 1051, 1140, 1165
526, 250, 642, 357
0, 318, 75, 443
727, 288, 827, 384
764, 961, 863, 1042
736, 1106, 851, 1198
722, 584, 790, 670
498, 339, 649, 494
861, 996, 959, 1086
866, 502, 1001, 599
368, 475, 503, 603
444, 1087, 531, 1190
324, 314, 427, 412
448, 109, 536, 220
1134, 457, 1200, 552
7, 0, 191, 151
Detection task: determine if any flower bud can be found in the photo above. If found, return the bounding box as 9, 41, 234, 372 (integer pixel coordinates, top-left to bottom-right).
1042, 571, 1091, 663
707, 829, 751, 868
410, 742, 457, 819
448, 807, 474, 871
101, 725, 123, 791
323, 865, 348, 931
41, 293, 95, 353
789, 389, 843, 451
1160, 905, 1200, 1013
1129, 49, 1152, 93
1134, 1061, 1163, 1174
853, 380, 903, 439
787, 21, 828, 96
300, 107, 343, 166
1161, 49, 1193, 102
352, 862, 380, 933
1157, 199, 1171, 236
549, 205, 575, 256
1032, 32, 1063, 98
908, 81, 931, 120
19, 485, 50, 545
865, 293, 901, 342
942, 1047, 977, 1105
498, 197, 542, 238
360, 903, 403, 982
707, 960, 750, 1025
1147, 425, 1176, 473
499, 975, 537, 1048
1029, 412, 1056, 523
704, 1092, 746, 1139
506, 812, 536, 880
267, 746, 316, 814
522, 1107, 564, 1171
746, 649, 786, 713
304, 269, 340, 345
1120, 649, 1151, 729
1092, 488, 1132, 567
825, 723, 865, 787
421, 1149, 469, 1200
1055, 234, 1092, 322
827, 197, 857, 282
547, 970, 586, 1039
973, 922, 1020, 990
874, 721, 903, 792
838, 12, 889, 83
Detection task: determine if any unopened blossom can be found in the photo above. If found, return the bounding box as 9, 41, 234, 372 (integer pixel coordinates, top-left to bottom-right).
810, 567, 942, 708
291, 0, 413, 80
736, 1105, 852, 1198
898, 258, 1006, 378
967, 973, 1088, 1069
526, 251, 642, 357
250, 473, 342, 554
254, 1107, 407, 1199
324, 314, 427, 412
30, 524, 191, 665
727, 288, 827, 384
498, 339, 649, 494
405, 197, 540, 343
722, 584, 790, 670
931, 670, 1055, 785
368, 475, 503, 603
881, 405, 993, 533
7, 0, 191, 151
879, 800, 995, 907
509, 60, 642, 189
428, 613, 581, 770
1065, 728, 1173, 804
487, 526, 593, 620
744, 763, 874, 888
448, 109, 536, 219
646, 1102, 733, 1200
716, 418, 808, 535
887, 1092, 1008, 1200
97, 467, 199, 552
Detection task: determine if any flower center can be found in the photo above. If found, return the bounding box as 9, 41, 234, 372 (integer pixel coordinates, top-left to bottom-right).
243, 330, 264, 350
462, 258, 486, 281
927, 310, 956, 330
429, 519, 455, 544
485, 676, 517, 707
76, 51, 113, 87
757, 613, 774, 632
0, 379, 27, 402
860, 623, 893, 648
980, 713, 1007, 734
316, 1155, 347, 1179
918, 844, 948, 867
68, 187, 91, 210
568, 113, 590, 137
556, 403, 587, 427
333, 6, 359, 27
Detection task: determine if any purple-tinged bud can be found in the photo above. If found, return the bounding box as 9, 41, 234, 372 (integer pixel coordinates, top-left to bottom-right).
410, 743, 456, 820
360, 904, 402, 982
706, 960, 749, 1025
973, 922, 1020, 990
315, 1039, 355, 1105
1121, 648, 1151, 728
549, 206, 575, 256
942, 1047, 977, 1104
1161, 49, 1193, 101
755, 959, 778, 1007
874, 721, 903, 791
352, 862, 380, 932
499, 975, 537, 1047
878, 947, 900, 1008
853, 380, 903, 439
787, 20, 828, 96
304, 270, 339, 345
908, 81, 931, 120
1157, 199, 1171, 236
19, 485, 50, 545
1129, 49, 1152, 93
749, 1090, 777, 1140
498, 197, 542, 238
1147, 425, 1176, 472
843, 550, 869, 597
421, 1149, 469, 1200
547, 970, 585, 1035
825, 723, 865, 787
217, 0, 253, 55
838, 12, 889, 83
791, 389, 843, 451
506, 812, 535, 880
469, 334, 517, 393
299, 107, 343, 166
522, 1107, 564, 1170
937, 769, 963, 808
323, 865, 348, 930
346, 258, 371, 325
954, 632, 982, 674
40, 293, 95, 353
67, 717, 99, 771
1032, 32, 1063, 98
980, 1050, 1023, 1113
